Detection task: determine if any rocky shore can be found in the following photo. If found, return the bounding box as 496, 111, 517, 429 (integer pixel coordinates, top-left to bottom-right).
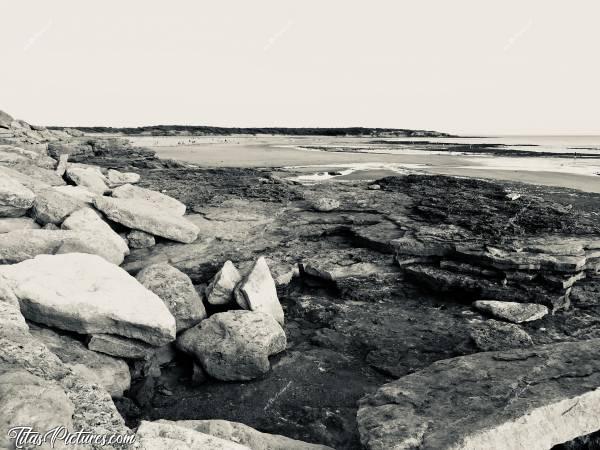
2, 109, 600, 449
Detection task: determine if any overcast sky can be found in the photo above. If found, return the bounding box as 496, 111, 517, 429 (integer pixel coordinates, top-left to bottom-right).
2, 1, 599, 135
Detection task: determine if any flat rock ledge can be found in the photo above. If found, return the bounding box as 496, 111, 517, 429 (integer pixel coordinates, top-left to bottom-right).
357, 339, 600, 450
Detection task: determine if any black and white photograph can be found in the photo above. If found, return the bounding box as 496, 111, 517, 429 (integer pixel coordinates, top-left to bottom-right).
2, 1, 600, 449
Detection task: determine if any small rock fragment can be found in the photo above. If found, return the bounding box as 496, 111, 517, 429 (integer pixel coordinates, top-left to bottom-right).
107, 169, 141, 187
55, 153, 69, 177
127, 229, 156, 249
88, 334, 155, 360
311, 197, 340, 212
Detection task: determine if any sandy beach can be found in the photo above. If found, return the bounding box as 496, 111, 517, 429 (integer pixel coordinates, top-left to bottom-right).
133, 135, 600, 193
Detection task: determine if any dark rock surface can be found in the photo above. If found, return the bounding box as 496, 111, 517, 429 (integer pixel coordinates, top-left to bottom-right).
112, 166, 600, 448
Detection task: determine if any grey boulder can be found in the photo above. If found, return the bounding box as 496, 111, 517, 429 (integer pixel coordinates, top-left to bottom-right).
177, 310, 286, 381
136, 263, 207, 333
357, 339, 600, 450
31, 188, 85, 225
127, 229, 156, 249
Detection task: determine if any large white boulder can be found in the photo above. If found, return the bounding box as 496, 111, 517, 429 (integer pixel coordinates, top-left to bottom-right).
0, 253, 176, 345
112, 183, 186, 216
0, 175, 35, 217
93, 196, 199, 244
1, 162, 65, 188
0, 166, 50, 193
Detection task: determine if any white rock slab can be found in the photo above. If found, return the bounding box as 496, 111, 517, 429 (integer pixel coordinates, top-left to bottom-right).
52, 185, 96, 204
112, 183, 186, 216
0, 253, 176, 345
93, 196, 199, 244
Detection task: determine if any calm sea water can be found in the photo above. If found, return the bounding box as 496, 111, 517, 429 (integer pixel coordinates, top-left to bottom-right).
384, 135, 600, 155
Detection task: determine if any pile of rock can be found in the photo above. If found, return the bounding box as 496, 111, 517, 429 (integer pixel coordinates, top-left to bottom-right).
0, 109, 81, 145
0, 133, 200, 266
0, 109, 297, 448
393, 228, 600, 312
177, 257, 286, 381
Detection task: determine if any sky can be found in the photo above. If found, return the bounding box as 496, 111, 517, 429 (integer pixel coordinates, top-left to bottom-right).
1, 0, 599, 135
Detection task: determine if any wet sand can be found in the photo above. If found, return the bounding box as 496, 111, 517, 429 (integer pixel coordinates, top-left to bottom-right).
425, 167, 600, 194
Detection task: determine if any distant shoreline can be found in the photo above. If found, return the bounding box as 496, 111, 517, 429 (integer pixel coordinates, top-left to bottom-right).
48, 125, 455, 138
